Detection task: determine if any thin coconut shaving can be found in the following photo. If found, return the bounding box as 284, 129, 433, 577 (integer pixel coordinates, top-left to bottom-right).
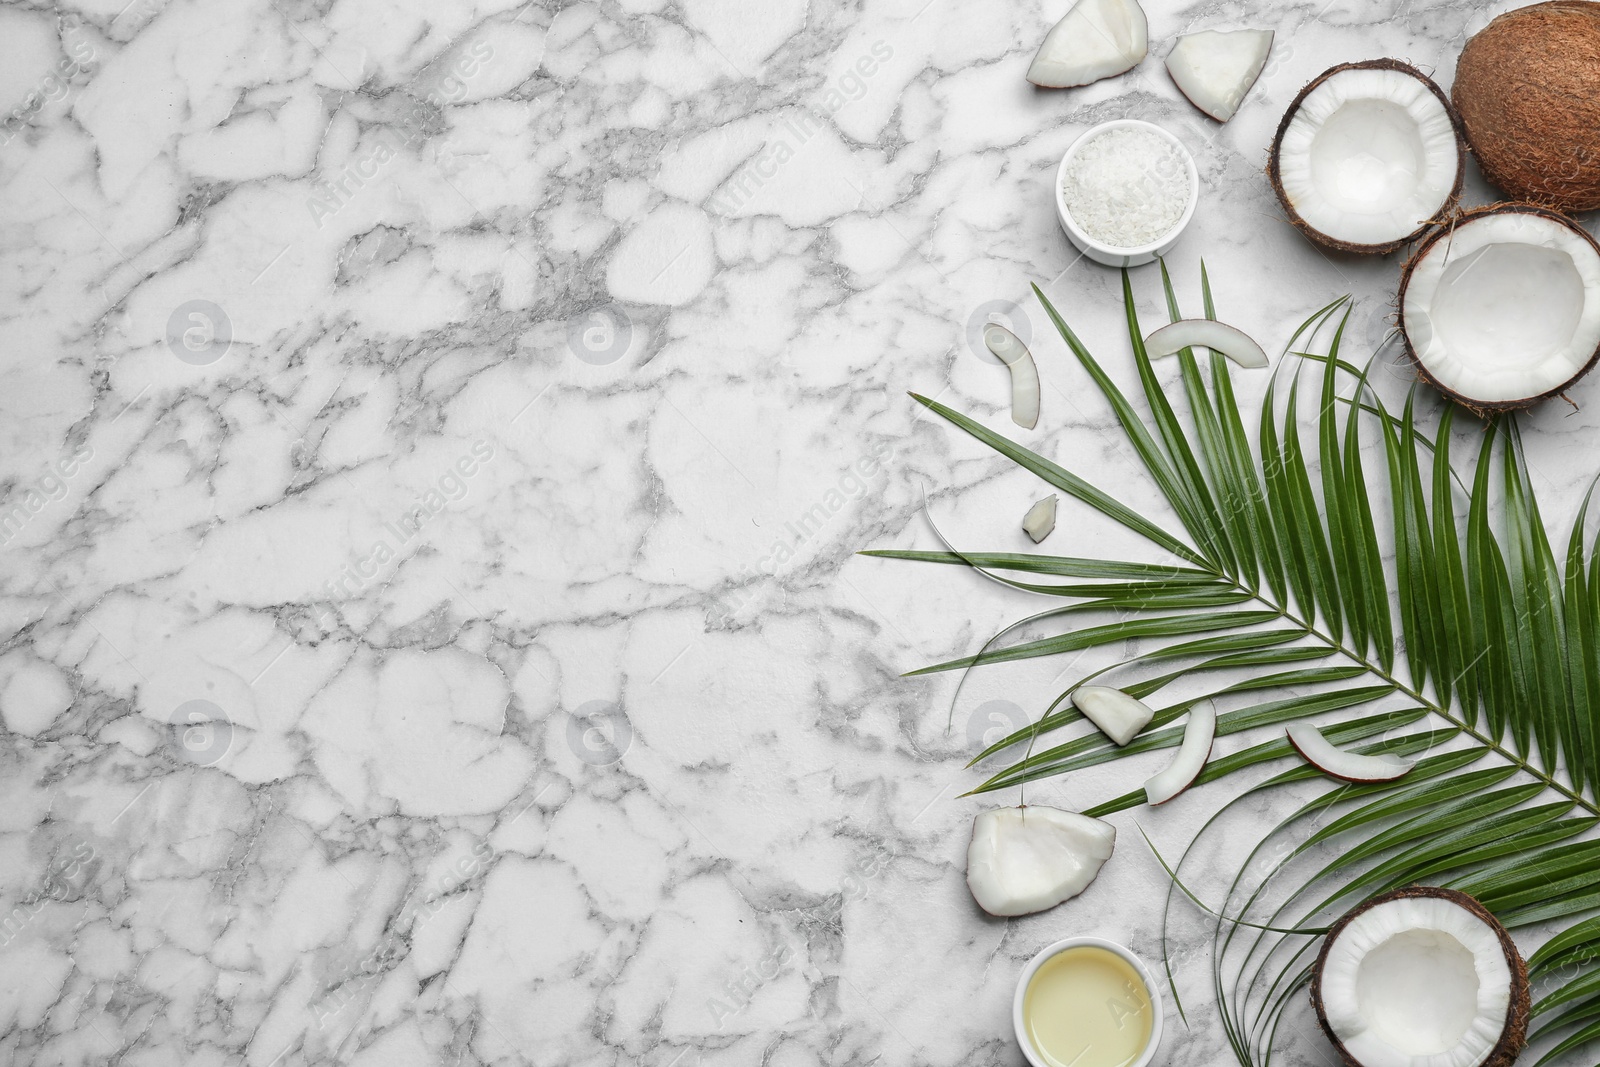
1062, 126, 1191, 248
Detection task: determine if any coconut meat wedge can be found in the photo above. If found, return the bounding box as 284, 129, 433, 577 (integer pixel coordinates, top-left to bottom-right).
1312, 887, 1528, 1067
1400, 205, 1600, 409
1270, 61, 1464, 254
966, 806, 1116, 917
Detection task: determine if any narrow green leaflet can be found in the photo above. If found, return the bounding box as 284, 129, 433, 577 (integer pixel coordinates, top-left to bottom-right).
905, 610, 1280, 676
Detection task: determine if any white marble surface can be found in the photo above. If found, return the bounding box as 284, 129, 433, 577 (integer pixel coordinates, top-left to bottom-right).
1, 0, 1596, 1064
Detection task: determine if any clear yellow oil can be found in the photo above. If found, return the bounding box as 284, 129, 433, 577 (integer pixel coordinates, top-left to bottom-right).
1023, 946, 1154, 1067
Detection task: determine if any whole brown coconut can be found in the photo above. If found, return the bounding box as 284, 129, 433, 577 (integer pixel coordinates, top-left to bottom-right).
1453, 1, 1600, 211
1311, 886, 1530, 1067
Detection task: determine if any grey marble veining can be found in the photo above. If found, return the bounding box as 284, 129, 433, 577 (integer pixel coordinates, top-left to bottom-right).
0, 0, 1593, 1064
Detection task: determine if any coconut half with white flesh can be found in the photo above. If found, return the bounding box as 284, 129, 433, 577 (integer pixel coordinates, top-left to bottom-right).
1398, 203, 1600, 411
1166, 29, 1273, 123
1027, 0, 1148, 88
1269, 60, 1465, 255
1312, 886, 1529, 1067
966, 806, 1116, 917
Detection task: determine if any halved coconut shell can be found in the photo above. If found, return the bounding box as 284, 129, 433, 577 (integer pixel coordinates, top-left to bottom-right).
1311, 886, 1529, 1067
1398, 202, 1600, 412
1268, 60, 1466, 255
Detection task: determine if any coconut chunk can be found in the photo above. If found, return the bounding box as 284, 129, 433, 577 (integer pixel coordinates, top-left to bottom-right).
966, 806, 1116, 916
1166, 29, 1273, 122
1399, 204, 1600, 409
1312, 887, 1528, 1067
1073, 685, 1154, 746
1269, 61, 1465, 254
1144, 701, 1214, 805
1287, 723, 1415, 783
983, 323, 1040, 429
1144, 318, 1268, 368
1022, 495, 1057, 543
1027, 0, 1148, 89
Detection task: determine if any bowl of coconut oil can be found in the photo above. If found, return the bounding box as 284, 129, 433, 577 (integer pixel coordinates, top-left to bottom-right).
1013, 937, 1164, 1067
1055, 119, 1199, 268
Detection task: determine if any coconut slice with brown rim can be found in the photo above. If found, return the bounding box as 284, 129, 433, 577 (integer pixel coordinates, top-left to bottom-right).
966, 806, 1116, 917
1166, 29, 1273, 123
1269, 60, 1465, 255
1399, 203, 1600, 411
1026, 0, 1148, 88
1312, 886, 1528, 1067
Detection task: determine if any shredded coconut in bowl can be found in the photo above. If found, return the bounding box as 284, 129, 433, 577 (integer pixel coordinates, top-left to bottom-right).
1061, 126, 1192, 249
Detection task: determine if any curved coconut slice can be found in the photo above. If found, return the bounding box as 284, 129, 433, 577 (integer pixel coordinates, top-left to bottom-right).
1145, 318, 1268, 368
1453, 2, 1600, 213
1269, 60, 1465, 254
983, 323, 1040, 429
1166, 29, 1273, 123
966, 806, 1116, 917
1399, 203, 1600, 411
1073, 685, 1153, 746
1144, 700, 1215, 805
1287, 723, 1414, 783
1312, 886, 1529, 1067
1027, 0, 1148, 89
1022, 494, 1057, 543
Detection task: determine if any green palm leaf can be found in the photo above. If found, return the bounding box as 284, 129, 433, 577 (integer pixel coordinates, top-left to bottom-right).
867, 264, 1600, 1067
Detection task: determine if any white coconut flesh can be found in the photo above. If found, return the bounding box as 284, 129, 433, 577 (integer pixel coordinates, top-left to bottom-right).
1027, 0, 1148, 89
1320, 896, 1513, 1067
1166, 29, 1273, 122
984, 323, 1041, 429
1144, 700, 1215, 805
1277, 68, 1459, 247
1288, 722, 1414, 782
1073, 685, 1154, 746
1402, 211, 1600, 404
966, 806, 1116, 917
1022, 494, 1057, 543
1145, 318, 1269, 368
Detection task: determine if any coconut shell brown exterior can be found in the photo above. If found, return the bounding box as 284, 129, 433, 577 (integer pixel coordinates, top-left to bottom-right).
1453, 1, 1600, 213
1398, 202, 1600, 413
1268, 59, 1466, 255
1310, 886, 1530, 1067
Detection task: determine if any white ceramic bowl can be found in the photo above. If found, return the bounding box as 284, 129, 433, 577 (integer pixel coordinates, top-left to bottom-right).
1054, 119, 1199, 268
1013, 936, 1165, 1067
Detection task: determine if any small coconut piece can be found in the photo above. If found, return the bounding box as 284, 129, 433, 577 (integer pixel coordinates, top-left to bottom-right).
1398, 203, 1600, 411
1145, 318, 1268, 368
1073, 685, 1154, 746
1312, 886, 1529, 1067
983, 323, 1040, 429
966, 806, 1116, 916
1287, 723, 1415, 783
1027, 0, 1148, 88
1022, 495, 1057, 543
1268, 60, 1465, 255
1144, 700, 1215, 805
1452, 1, 1600, 212
1166, 29, 1273, 122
